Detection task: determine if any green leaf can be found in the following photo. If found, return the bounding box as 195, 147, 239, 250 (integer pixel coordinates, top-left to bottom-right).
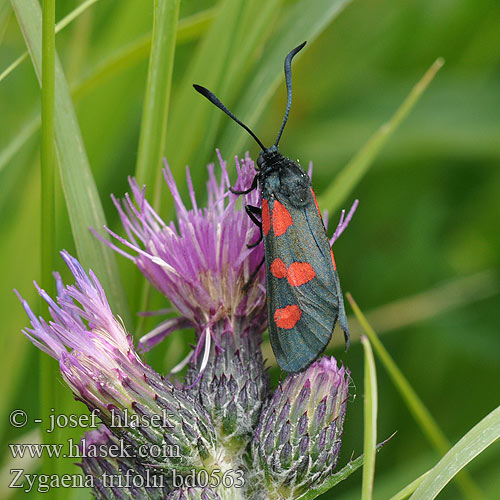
361, 335, 378, 500
135, 0, 180, 206
0, 115, 40, 176
296, 453, 366, 500
165, 0, 246, 172
11, 0, 131, 324
318, 58, 444, 213
410, 405, 500, 500
218, 0, 353, 158
296, 438, 391, 500
176, 7, 216, 44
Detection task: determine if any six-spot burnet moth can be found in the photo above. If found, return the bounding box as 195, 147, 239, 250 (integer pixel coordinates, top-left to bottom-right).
194, 41, 350, 373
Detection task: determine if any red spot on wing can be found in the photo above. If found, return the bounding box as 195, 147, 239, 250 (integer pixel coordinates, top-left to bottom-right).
272, 201, 293, 236
311, 188, 321, 216
330, 249, 337, 271
287, 262, 316, 286
270, 258, 288, 278
262, 199, 271, 236
274, 305, 302, 329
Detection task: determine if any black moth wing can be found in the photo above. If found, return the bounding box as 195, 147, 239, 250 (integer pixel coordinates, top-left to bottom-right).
264, 192, 345, 373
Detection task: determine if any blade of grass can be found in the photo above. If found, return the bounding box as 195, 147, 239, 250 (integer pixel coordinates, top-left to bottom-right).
53, 0, 99, 32
11, 0, 131, 324
388, 471, 431, 500
73, 7, 216, 99
135, 0, 180, 205
132, 0, 180, 338
318, 58, 445, 213
0, 1, 11, 44
191, 0, 281, 172
1, 0, 101, 83
164, 0, 249, 177
218, 0, 352, 158
348, 292, 456, 452
347, 293, 485, 500
65, 0, 94, 82
410, 405, 500, 500
0, 8, 216, 174
40, 0, 55, 298
40, 0, 59, 486
361, 335, 378, 500
344, 269, 499, 345
176, 7, 216, 43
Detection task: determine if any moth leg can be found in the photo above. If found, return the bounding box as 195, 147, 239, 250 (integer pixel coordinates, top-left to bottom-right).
230, 174, 258, 195
243, 256, 265, 292
245, 205, 263, 248
245, 204, 261, 226
248, 235, 263, 249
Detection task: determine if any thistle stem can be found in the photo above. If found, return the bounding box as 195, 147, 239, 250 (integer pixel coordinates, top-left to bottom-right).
40, 0, 60, 490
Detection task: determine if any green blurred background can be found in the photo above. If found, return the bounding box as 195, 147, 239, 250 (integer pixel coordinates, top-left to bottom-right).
1, 0, 499, 498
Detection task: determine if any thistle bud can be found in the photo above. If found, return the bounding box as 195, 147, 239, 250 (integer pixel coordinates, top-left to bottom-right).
79, 426, 170, 500
252, 357, 349, 499
17, 151, 358, 500
185, 323, 269, 451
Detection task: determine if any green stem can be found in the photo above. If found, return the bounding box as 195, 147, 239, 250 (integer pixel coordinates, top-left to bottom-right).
40, 0, 59, 489
361, 335, 378, 500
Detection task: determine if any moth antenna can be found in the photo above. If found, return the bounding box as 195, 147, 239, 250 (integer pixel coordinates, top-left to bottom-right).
193, 84, 266, 150
274, 41, 307, 147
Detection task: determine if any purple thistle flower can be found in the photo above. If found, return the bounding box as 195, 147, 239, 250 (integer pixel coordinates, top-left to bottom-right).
99, 152, 357, 377
15, 151, 362, 500
16, 251, 217, 472
95, 152, 267, 374
15, 250, 138, 402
